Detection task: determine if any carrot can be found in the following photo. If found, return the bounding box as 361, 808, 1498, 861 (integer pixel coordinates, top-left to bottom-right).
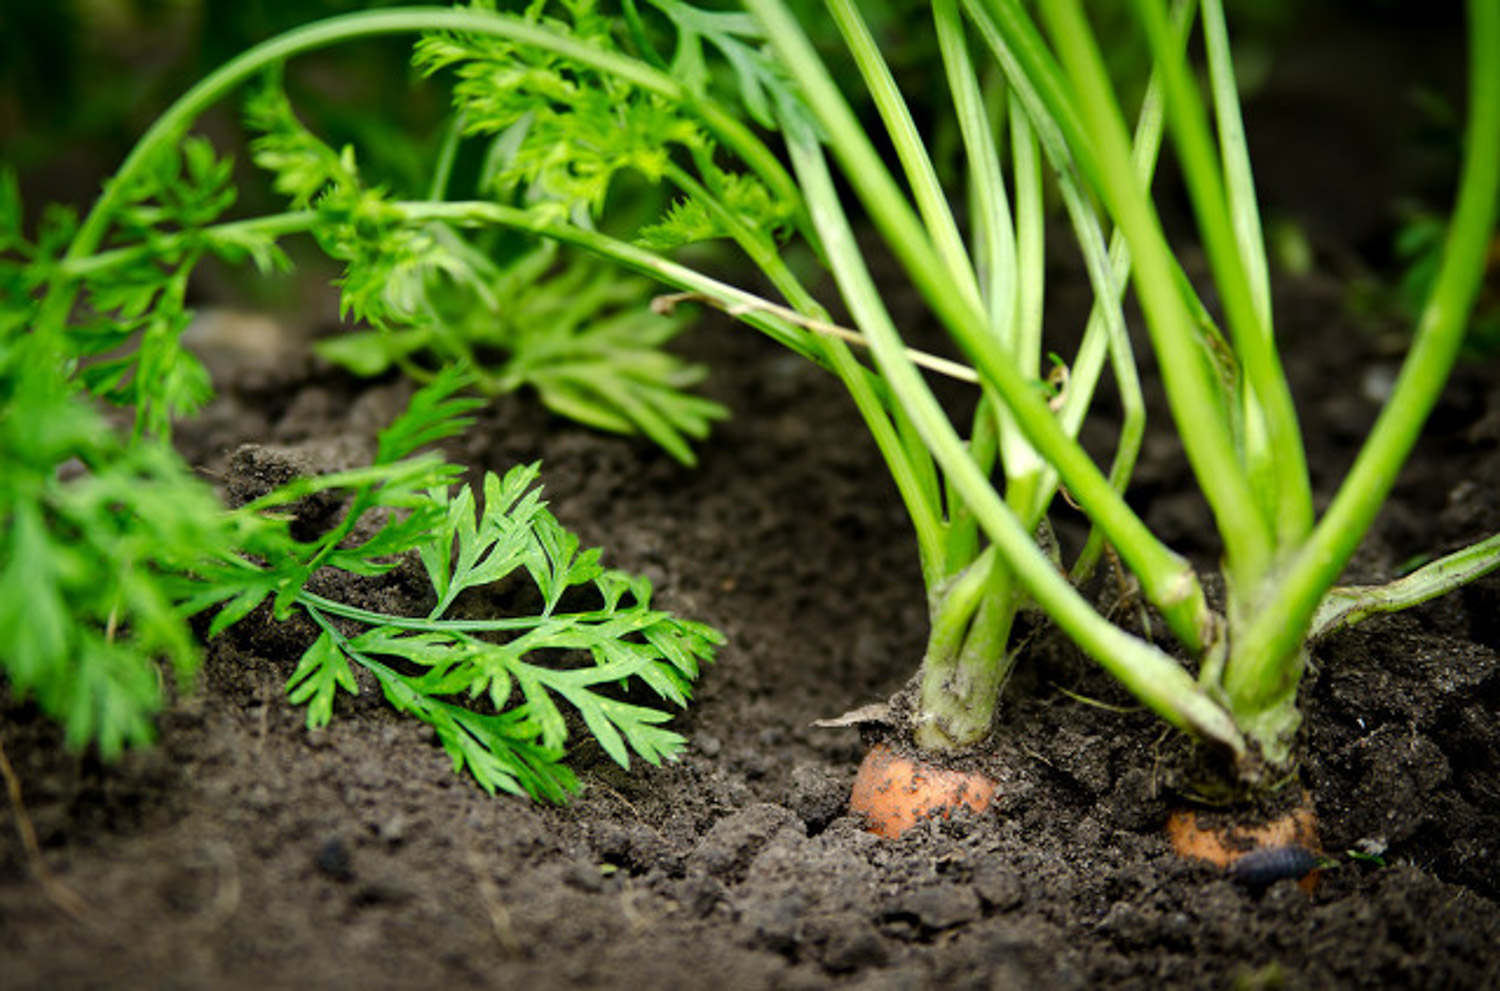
1167, 791, 1322, 892
848, 742, 998, 839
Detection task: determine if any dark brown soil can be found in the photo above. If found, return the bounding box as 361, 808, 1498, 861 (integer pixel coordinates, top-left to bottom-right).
4, 9, 1499, 990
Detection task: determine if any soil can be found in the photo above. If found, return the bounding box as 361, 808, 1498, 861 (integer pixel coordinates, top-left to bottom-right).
4, 8, 1499, 990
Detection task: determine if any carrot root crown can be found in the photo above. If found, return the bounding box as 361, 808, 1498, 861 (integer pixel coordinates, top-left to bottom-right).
1167, 792, 1321, 892
849, 742, 998, 839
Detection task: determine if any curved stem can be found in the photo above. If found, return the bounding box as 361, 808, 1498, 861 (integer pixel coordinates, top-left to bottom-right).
1310, 531, 1500, 639
36, 6, 800, 342
1041, 0, 1274, 590
828, 0, 983, 312
426, 110, 467, 202
57, 211, 318, 278
1134, 0, 1311, 547
775, 72, 1243, 757
748, 0, 1214, 649
1226, 0, 1500, 713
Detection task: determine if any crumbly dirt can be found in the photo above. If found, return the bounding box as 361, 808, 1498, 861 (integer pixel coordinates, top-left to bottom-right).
4, 10, 1499, 990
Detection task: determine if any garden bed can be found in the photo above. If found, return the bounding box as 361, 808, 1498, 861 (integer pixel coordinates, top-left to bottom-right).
4, 260, 1498, 987
3, 6, 1498, 989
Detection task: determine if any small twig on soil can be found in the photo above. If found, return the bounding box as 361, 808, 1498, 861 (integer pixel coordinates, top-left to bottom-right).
1018, 742, 1057, 771
256, 676, 273, 752
0, 735, 92, 923
1050, 683, 1141, 714
651, 291, 981, 384
184, 838, 242, 932
466, 845, 520, 956
593, 783, 669, 845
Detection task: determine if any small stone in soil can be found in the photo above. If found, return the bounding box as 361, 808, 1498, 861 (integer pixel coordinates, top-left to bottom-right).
787, 764, 846, 831
972, 861, 1024, 911
889, 883, 981, 931
315, 837, 355, 882
375, 814, 407, 846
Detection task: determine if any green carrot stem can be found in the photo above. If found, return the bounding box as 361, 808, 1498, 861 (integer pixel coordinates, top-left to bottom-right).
1135, 0, 1313, 546
36, 6, 803, 345
1040, 0, 1274, 591
1309, 532, 1500, 639
915, 552, 1022, 750
770, 53, 1242, 757
1225, 0, 1500, 712
935, 0, 1016, 338
827, 0, 983, 312
747, 0, 1213, 648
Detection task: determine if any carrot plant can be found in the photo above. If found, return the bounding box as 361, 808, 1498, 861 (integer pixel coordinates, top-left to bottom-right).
6, 0, 1497, 797
0, 304, 718, 799
1, 9, 728, 798
376, 0, 1497, 786
383, 0, 1493, 785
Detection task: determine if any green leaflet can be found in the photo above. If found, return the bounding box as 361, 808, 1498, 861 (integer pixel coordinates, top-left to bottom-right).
244, 62, 728, 465
286, 629, 358, 729
414, 1, 699, 213
310, 239, 728, 467
378, 454, 718, 799
174, 371, 720, 801
3, 135, 240, 441
415, 1, 798, 248
275, 453, 721, 802
0, 320, 242, 758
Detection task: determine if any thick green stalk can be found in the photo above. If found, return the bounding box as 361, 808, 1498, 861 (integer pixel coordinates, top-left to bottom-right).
935, 0, 1048, 509
1040, 0, 1274, 591
1052, 53, 1175, 573
916, 551, 1023, 749
968, 0, 1101, 192
964, 0, 1193, 573
923, 547, 1001, 671
1132, 0, 1312, 547
1007, 95, 1048, 440
933, 0, 1025, 588
1199, 0, 1270, 331
748, 0, 1215, 651
935, 0, 1016, 337
1224, 0, 1500, 730
827, 0, 983, 312
1196, 0, 1288, 538
770, 45, 1243, 757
